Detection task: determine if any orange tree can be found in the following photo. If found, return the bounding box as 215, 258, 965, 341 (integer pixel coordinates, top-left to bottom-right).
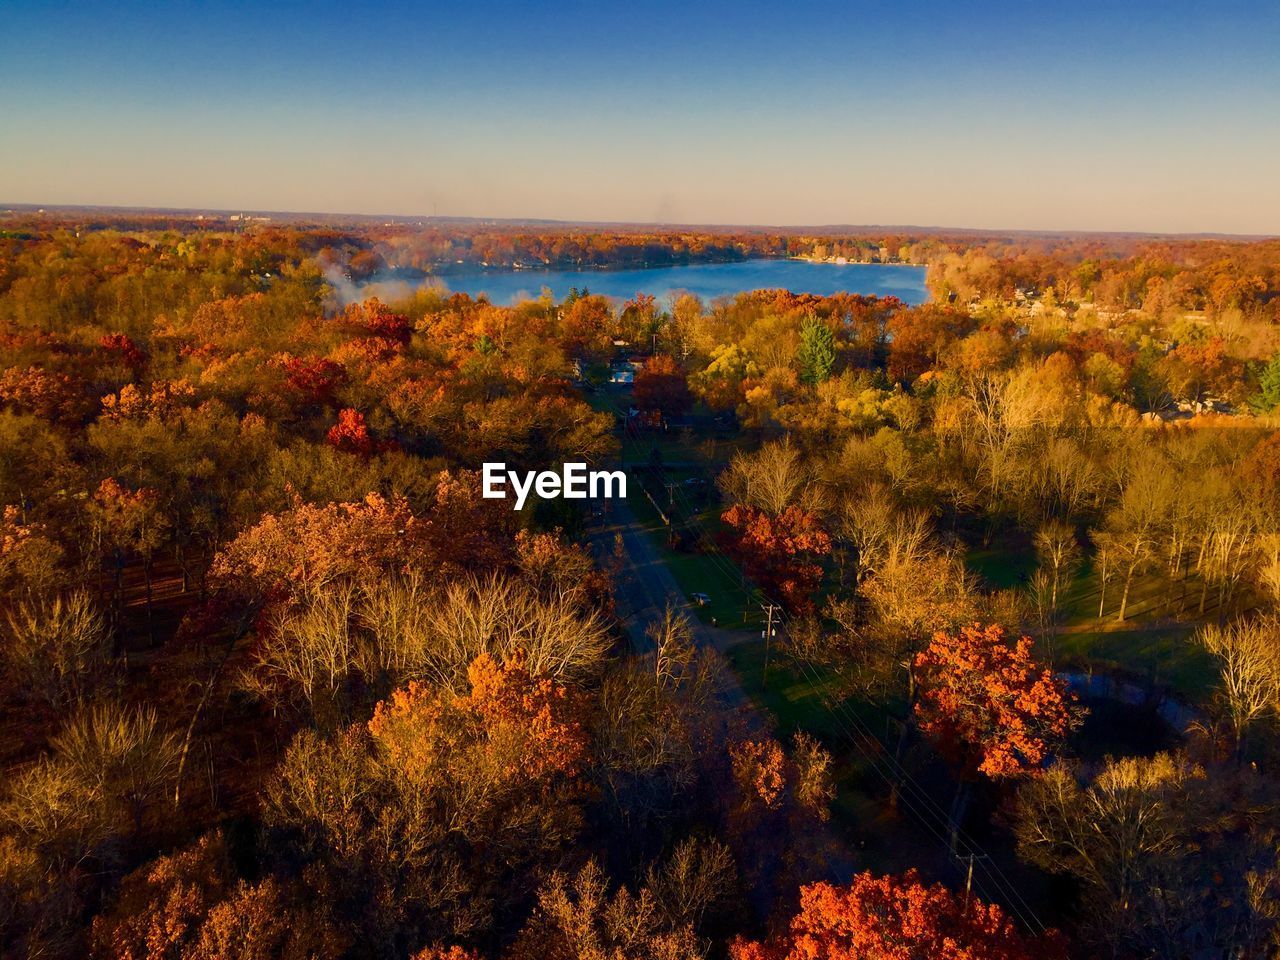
913, 624, 1080, 848
632, 355, 693, 419
719, 504, 831, 612
913, 624, 1078, 781
729, 870, 1066, 960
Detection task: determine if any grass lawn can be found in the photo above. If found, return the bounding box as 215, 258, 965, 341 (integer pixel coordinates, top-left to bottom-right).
964, 542, 1222, 703
965, 543, 1036, 589
1055, 560, 1219, 701
624, 470, 757, 629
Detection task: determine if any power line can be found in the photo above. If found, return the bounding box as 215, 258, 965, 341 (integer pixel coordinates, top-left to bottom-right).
616, 424, 1048, 932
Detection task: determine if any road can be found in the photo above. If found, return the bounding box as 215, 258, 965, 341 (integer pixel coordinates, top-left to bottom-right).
590, 495, 754, 711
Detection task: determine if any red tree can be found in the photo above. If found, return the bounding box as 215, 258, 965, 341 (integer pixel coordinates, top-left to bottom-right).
720, 504, 831, 612
632, 355, 692, 418
914, 624, 1078, 781
327, 407, 375, 457
276, 354, 347, 405
342, 297, 412, 344
99, 332, 148, 369
729, 871, 1066, 960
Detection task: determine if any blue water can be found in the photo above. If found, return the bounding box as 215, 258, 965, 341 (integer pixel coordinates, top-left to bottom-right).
432, 259, 928, 306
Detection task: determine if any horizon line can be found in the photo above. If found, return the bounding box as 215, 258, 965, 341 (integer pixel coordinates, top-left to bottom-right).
2, 201, 1276, 242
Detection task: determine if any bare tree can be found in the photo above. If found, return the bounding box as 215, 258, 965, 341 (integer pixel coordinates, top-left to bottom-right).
414, 574, 610, 687
718, 438, 824, 516
837, 484, 931, 586
357, 571, 435, 681
50, 701, 180, 836
1014, 754, 1238, 957
1198, 617, 1280, 758
3, 589, 112, 707
1034, 520, 1080, 613
255, 582, 360, 724
645, 837, 736, 931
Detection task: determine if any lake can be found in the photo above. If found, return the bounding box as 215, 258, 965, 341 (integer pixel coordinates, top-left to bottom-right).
426, 259, 929, 306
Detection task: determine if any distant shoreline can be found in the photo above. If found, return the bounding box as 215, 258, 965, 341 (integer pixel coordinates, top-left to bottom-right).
425, 255, 929, 279
789, 255, 927, 268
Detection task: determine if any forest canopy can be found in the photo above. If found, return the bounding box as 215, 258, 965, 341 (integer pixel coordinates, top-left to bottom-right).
3, 212, 1280, 959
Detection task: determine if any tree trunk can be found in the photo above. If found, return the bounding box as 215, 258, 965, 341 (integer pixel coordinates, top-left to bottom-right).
1118, 570, 1133, 622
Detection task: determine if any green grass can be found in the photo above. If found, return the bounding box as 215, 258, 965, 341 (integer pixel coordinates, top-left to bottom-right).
964, 542, 1222, 703
726, 637, 850, 735
1053, 624, 1215, 701
1054, 561, 1221, 701
965, 544, 1036, 589
617, 381, 1222, 707
624, 473, 757, 629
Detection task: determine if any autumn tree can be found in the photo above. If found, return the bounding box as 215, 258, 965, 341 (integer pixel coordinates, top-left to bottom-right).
848, 539, 981, 710
365, 652, 589, 798
633, 355, 693, 419
91, 831, 235, 960
276, 354, 346, 408
1012, 754, 1278, 957
0, 506, 65, 601
91, 831, 339, 960
86, 478, 171, 641
557, 290, 613, 347
265, 655, 590, 946
3, 589, 112, 707
1091, 457, 1175, 621
327, 407, 377, 457
1033, 520, 1080, 615
724, 733, 836, 910
619, 292, 660, 346
507, 860, 705, 960
411, 948, 482, 960
368, 571, 610, 687
593, 607, 724, 845
1197, 616, 1280, 758
915, 625, 1077, 782
729, 871, 1065, 960
52, 702, 181, 838
2, 701, 180, 900
915, 625, 1079, 849
885, 305, 978, 383
717, 439, 824, 517
720, 504, 831, 612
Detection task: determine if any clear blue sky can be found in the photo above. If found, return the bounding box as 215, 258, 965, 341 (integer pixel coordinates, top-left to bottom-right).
2, 0, 1277, 233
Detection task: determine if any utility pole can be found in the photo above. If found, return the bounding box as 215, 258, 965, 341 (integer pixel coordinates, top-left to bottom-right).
761, 602, 779, 690
963, 853, 974, 913
959, 852, 987, 914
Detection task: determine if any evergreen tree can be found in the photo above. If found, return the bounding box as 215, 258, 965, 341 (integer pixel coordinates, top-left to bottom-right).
797, 315, 836, 385
1252, 351, 1280, 411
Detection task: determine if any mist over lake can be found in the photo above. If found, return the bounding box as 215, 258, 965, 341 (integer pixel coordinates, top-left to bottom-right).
349, 259, 929, 306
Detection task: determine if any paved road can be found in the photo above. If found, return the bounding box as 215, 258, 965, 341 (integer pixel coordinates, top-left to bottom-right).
590, 496, 754, 712
591, 493, 858, 882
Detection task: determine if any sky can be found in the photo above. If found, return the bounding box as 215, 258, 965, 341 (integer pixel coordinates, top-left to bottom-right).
2, 0, 1278, 234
